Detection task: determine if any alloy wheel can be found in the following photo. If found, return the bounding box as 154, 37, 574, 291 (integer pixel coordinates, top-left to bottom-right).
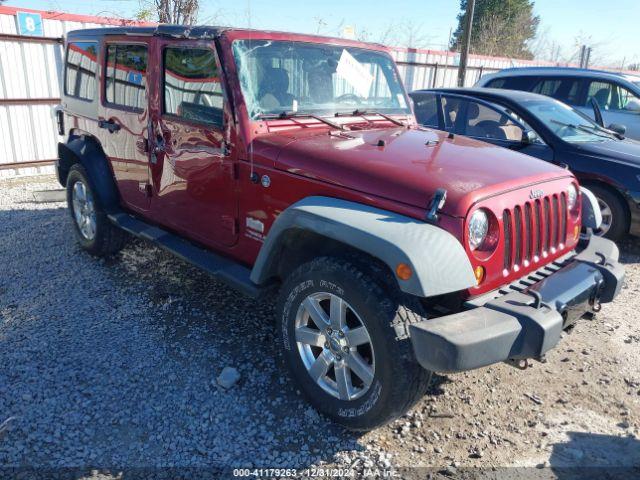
72, 180, 97, 241
595, 196, 613, 237
294, 292, 375, 401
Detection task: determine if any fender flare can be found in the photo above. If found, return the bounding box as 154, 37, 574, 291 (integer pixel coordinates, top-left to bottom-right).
580, 186, 602, 230
250, 196, 477, 298
57, 137, 120, 212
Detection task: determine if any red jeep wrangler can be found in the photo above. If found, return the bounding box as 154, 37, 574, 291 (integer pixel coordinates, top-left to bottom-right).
57, 25, 624, 430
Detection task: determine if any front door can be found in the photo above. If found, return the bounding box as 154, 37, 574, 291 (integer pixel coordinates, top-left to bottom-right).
100, 39, 151, 213
147, 39, 238, 248
440, 94, 555, 162
580, 80, 640, 140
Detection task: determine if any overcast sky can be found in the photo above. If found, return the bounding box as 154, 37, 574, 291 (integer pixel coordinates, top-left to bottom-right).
9, 0, 640, 66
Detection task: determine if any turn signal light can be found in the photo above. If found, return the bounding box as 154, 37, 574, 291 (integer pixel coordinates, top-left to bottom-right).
474, 265, 485, 285
573, 225, 580, 241
396, 263, 413, 281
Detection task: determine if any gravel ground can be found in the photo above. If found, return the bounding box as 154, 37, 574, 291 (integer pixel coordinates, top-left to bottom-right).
1, 176, 639, 478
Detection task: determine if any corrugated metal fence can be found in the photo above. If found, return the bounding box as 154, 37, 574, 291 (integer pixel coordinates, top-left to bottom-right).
0, 6, 631, 178
0, 6, 147, 178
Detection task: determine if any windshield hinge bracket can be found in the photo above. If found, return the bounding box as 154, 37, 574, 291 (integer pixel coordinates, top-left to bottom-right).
426, 188, 447, 223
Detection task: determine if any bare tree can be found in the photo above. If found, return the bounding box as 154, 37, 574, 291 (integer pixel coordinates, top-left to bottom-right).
313, 16, 329, 35
569, 32, 611, 66
400, 21, 432, 49
530, 26, 619, 67
137, 0, 199, 25
362, 20, 432, 48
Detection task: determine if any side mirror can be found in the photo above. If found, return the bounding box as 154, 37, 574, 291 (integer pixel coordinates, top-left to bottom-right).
625, 99, 640, 112
608, 123, 627, 136
521, 129, 537, 144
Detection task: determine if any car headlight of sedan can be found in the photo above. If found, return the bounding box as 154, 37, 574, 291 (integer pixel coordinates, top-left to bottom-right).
567, 183, 578, 210
468, 209, 489, 250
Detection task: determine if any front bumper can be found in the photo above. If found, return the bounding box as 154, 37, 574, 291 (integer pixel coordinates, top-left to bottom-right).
625, 190, 640, 237
410, 236, 624, 373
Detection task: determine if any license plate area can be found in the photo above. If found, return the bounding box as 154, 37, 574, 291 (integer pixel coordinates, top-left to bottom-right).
527, 261, 604, 327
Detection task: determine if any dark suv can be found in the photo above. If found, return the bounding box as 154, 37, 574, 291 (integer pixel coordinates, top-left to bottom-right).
56, 25, 623, 430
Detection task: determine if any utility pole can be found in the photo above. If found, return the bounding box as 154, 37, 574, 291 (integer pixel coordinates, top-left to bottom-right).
457, 0, 475, 87
578, 45, 592, 69
584, 47, 591, 68
578, 45, 586, 68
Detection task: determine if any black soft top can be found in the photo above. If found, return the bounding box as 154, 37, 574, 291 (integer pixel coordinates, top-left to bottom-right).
67, 25, 223, 40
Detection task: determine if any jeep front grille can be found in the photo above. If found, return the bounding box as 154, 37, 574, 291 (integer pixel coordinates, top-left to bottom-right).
502, 192, 568, 272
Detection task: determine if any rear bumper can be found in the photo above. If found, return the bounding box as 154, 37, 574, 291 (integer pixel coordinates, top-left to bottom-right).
410, 236, 624, 373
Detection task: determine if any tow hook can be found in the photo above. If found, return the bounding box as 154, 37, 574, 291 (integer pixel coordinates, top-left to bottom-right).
527, 290, 544, 310
589, 276, 605, 312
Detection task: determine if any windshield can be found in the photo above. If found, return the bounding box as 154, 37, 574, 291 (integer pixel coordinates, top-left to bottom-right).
232, 39, 411, 119
523, 97, 616, 143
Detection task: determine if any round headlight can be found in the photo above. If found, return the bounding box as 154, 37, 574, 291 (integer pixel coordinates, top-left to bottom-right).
567, 184, 578, 209
468, 209, 489, 250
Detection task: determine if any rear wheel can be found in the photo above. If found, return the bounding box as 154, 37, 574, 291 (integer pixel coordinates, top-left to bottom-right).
276, 256, 432, 431
587, 184, 628, 241
66, 164, 127, 256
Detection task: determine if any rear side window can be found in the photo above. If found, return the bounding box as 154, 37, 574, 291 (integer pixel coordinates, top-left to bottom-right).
485, 78, 507, 89
105, 44, 148, 111
530, 77, 581, 105
412, 93, 440, 128
485, 76, 535, 91
64, 42, 98, 101
531, 78, 562, 96
163, 47, 223, 126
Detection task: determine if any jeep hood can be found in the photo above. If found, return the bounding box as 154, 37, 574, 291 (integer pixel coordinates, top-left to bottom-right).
258, 127, 571, 217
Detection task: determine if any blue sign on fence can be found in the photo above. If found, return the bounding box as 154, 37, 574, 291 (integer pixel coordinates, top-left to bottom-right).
127, 72, 143, 85
16, 12, 44, 37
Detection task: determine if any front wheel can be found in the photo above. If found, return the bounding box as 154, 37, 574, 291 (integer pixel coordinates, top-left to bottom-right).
587, 184, 629, 241
276, 256, 432, 431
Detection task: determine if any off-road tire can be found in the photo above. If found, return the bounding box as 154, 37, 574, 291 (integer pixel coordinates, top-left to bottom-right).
66, 164, 127, 256
276, 256, 432, 431
587, 184, 628, 242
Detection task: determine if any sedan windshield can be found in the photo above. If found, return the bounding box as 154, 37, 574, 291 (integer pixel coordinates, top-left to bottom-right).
523, 97, 617, 143
232, 39, 411, 119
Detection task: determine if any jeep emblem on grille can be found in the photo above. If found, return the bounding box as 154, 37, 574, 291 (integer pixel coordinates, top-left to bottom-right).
529, 189, 544, 199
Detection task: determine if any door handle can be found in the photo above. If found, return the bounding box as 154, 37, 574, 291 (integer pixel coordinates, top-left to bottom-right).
98, 119, 121, 133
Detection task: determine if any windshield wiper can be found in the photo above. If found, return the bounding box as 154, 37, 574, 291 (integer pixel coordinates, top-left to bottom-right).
579, 122, 624, 140
549, 119, 614, 139
259, 112, 346, 130
335, 109, 406, 127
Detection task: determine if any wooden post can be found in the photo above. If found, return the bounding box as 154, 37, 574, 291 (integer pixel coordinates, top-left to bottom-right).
457, 0, 475, 87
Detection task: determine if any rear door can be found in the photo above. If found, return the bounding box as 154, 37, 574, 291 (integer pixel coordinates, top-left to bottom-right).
147, 38, 238, 248
99, 39, 151, 213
